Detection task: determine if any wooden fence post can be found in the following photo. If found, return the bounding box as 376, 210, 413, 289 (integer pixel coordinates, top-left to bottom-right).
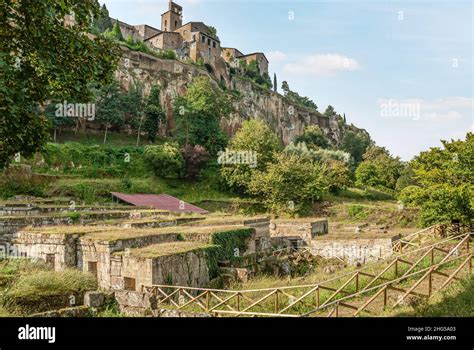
428, 271, 432, 297
274, 290, 279, 313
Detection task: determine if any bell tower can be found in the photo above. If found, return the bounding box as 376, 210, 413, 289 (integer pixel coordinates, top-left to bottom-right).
161, 1, 183, 32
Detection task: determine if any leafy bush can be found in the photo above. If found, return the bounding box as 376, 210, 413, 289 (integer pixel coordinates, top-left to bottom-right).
347, 204, 367, 219
248, 153, 326, 215
38, 143, 148, 178
220, 119, 281, 193
143, 143, 184, 178
156, 49, 176, 60
355, 145, 403, 190
281, 81, 318, 111
400, 184, 473, 227
182, 144, 210, 180
294, 125, 329, 149
285, 142, 351, 164
323, 160, 353, 193
210, 228, 253, 263
340, 130, 372, 165
395, 164, 417, 191
284, 143, 352, 194
173, 77, 232, 156
399, 185, 424, 207
406, 133, 473, 226
0, 165, 49, 198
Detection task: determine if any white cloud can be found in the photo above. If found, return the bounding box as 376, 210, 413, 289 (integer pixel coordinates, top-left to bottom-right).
376, 97, 474, 122
283, 54, 360, 77
266, 50, 288, 63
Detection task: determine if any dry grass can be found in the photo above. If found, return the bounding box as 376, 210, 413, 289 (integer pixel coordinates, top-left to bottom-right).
272, 218, 326, 224
80, 224, 248, 241
21, 225, 109, 235
184, 216, 268, 226
312, 232, 401, 240
0, 209, 169, 220
18, 222, 249, 242
89, 216, 177, 226
118, 241, 214, 259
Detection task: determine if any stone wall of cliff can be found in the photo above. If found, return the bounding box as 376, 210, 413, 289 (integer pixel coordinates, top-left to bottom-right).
116, 46, 356, 146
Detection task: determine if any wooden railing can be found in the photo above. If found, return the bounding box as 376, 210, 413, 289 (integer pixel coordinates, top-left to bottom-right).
392, 223, 471, 253
142, 231, 472, 317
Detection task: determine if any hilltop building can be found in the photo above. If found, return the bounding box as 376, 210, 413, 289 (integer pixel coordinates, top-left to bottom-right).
116, 1, 269, 83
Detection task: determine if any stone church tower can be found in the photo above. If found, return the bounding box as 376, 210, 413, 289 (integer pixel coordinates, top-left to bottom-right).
161, 1, 183, 32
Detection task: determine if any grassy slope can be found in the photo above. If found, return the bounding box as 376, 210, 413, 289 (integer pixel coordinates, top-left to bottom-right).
0, 259, 97, 316
393, 277, 474, 317
54, 130, 165, 147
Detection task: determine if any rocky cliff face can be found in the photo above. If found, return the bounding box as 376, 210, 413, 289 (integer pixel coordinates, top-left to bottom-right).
116, 47, 356, 146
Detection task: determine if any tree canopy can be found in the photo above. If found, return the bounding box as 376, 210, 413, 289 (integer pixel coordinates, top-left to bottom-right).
220, 119, 282, 192
340, 130, 372, 165
173, 77, 232, 156
294, 125, 330, 149
399, 133, 473, 226
0, 0, 120, 168
143, 86, 165, 143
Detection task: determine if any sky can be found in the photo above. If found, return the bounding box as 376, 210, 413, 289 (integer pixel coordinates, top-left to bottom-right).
100, 0, 473, 160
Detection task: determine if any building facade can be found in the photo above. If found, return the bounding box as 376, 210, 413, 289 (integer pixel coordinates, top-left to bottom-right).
114, 1, 269, 84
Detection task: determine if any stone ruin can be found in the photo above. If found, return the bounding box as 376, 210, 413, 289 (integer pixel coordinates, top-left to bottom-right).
0, 197, 406, 316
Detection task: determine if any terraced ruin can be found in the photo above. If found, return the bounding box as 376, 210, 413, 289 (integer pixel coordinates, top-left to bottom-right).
0, 197, 472, 317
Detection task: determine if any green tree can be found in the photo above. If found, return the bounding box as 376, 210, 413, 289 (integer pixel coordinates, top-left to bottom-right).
91, 4, 112, 34
273, 73, 277, 92
44, 102, 74, 142
143, 86, 165, 143
324, 105, 337, 118
121, 82, 144, 140
355, 162, 379, 187
294, 125, 330, 149
284, 142, 351, 164
248, 153, 326, 215
323, 160, 353, 193
104, 20, 124, 42
340, 130, 372, 165
173, 77, 232, 156
143, 143, 184, 178
281, 81, 290, 94
399, 133, 473, 226
355, 145, 403, 189
220, 119, 282, 193
207, 26, 219, 40
395, 163, 417, 191
95, 80, 124, 144
0, 0, 120, 168
280, 81, 318, 111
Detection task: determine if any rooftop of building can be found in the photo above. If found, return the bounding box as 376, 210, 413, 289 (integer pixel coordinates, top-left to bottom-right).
175, 22, 220, 42
221, 47, 244, 57
239, 52, 269, 63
